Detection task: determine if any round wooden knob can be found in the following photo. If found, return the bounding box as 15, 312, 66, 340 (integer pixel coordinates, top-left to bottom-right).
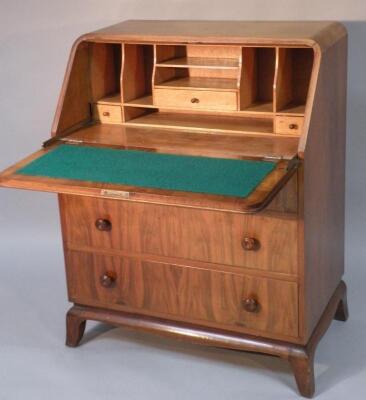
102, 111, 110, 117
241, 237, 260, 251
242, 298, 259, 313
100, 272, 116, 288
191, 97, 200, 103
289, 123, 298, 130
95, 218, 112, 231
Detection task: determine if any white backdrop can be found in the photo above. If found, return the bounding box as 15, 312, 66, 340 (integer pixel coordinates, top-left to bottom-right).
0, 1, 365, 399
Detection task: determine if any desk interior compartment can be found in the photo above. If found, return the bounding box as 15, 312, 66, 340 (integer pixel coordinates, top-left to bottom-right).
275, 48, 314, 115
121, 44, 154, 108
90, 43, 122, 123
240, 47, 276, 114
153, 44, 241, 106
154, 44, 241, 77
89, 43, 122, 103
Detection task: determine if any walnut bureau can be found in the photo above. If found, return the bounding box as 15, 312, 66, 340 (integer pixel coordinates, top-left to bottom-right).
0, 21, 348, 397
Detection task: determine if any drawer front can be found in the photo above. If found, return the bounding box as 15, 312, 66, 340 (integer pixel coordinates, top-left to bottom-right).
154, 88, 238, 111
93, 104, 122, 124
66, 251, 298, 338
275, 116, 304, 135
60, 195, 298, 275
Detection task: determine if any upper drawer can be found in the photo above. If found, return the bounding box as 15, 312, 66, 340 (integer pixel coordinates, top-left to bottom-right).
66, 250, 298, 338
154, 88, 238, 111
60, 195, 298, 275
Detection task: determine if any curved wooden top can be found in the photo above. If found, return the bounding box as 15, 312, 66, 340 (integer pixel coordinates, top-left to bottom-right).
83, 20, 347, 51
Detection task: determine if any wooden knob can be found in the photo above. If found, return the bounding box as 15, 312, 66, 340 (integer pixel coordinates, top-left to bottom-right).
100, 272, 116, 288
191, 97, 200, 103
95, 218, 112, 231
289, 123, 298, 130
241, 237, 260, 251
242, 298, 259, 313
102, 111, 110, 117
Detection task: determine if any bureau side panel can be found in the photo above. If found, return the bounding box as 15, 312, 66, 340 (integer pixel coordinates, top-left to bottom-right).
52, 41, 91, 134
301, 36, 347, 341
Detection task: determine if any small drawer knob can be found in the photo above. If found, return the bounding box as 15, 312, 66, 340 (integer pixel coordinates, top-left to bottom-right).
100, 272, 116, 288
191, 97, 200, 103
289, 123, 298, 130
241, 237, 260, 251
242, 298, 259, 313
95, 218, 112, 231
102, 111, 110, 117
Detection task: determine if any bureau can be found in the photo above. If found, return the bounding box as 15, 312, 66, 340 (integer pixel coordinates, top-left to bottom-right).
0, 21, 348, 397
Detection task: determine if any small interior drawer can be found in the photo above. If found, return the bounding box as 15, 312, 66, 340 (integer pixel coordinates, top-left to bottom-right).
275, 116, 304, 135
60, 195, 298, 275
154, 88, 238, 111
93, 104, 122, 124
66, 250, 299, 338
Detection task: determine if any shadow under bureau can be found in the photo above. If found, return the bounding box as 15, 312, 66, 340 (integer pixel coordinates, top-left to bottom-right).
0, 20, 348, 398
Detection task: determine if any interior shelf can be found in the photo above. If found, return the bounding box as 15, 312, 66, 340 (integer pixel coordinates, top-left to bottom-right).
61, 124, 299, 160
155, 77, 239, 91
97, 93, 122, 105
277, 102, 306, 115
155, 57, 240, 69
123, 95, 154, 108
124, 111, 273, 135
242, 101, 273, 114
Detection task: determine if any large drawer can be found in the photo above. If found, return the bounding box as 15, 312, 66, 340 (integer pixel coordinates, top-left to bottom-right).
60, 195, 298, 275
154, 88, 238, 111
65, 250, 298, 338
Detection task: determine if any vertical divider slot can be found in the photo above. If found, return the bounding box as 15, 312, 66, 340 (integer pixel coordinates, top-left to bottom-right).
274, 48, 314, 115
239, 47, 276, 114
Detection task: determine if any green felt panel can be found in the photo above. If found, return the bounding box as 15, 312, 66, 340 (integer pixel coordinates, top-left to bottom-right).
16, 145, 276, 198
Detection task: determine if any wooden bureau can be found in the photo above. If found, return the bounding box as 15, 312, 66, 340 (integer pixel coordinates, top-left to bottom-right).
0, 21, 348, 397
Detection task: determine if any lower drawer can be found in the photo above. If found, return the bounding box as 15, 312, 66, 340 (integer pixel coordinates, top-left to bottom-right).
154, 88, 238, 111
66, 251, 299, 338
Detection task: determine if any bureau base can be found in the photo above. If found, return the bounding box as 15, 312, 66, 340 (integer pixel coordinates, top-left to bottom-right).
66, 281, 348, 398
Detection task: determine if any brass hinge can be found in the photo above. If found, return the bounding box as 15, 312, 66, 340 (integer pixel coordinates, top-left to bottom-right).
43, 137, 84, 148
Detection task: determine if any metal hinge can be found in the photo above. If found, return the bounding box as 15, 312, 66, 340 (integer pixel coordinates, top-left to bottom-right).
286, 156, 301, 171
42, 137, 84, 148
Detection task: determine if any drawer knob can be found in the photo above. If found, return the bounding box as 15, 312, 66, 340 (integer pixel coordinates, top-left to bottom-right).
289, 123, 298, 130
95, 218, 112, 231
191, 97, 200, 103
102, 111, 110, 117
241, 237, 260, 251
242, 298, 259, 313
100, 272, 116, 288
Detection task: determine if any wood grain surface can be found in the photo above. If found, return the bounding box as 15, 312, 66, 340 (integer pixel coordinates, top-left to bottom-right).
65, 250, 299, 337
